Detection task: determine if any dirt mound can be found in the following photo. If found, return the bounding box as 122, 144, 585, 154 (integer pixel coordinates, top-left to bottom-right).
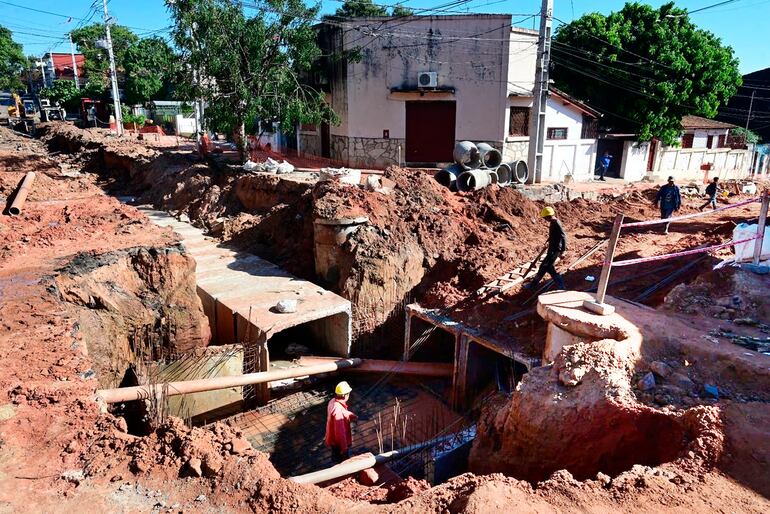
52, 245, 211, 388
664, 265, 770, 322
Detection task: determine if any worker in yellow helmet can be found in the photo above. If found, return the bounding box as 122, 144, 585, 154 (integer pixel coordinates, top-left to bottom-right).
525, 206, 567, 291
324, 381, 358, 463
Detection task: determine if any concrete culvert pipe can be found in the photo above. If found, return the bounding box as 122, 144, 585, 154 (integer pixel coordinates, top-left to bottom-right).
509, 160, 529, 184
476, 143, 503, 169
453, 141, 481, 169
496, 163, 513, 186
435, 163, 464, 190
457, 169, 495, 192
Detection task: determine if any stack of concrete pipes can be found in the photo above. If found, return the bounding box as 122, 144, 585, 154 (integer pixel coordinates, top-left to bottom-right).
435, 141, 528, 192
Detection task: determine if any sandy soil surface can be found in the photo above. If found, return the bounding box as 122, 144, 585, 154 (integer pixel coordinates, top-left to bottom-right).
0, 124, 768, 512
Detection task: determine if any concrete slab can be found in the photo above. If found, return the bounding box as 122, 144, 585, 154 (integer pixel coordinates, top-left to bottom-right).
139, 208, 353, 362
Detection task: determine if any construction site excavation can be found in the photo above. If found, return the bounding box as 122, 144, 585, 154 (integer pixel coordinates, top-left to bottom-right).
0, 119, 769, 513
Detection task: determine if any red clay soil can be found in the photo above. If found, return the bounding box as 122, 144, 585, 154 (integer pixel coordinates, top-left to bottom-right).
3, 125, 769, 512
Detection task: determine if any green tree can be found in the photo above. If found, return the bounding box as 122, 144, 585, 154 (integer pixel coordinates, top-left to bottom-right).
334, 0, 387, 17
123, 37, 178, 104
71, 23, 139, 84
167, 0, 337, 159
41, 80, 105, 112
729, 127, 760, 145
552, 2, 742, 145
40, 80, 79, 111
0, 26, 27, 90
390, 5, 414, 17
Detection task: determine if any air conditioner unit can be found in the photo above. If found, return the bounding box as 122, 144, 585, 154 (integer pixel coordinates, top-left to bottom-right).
417, 71, 438, 88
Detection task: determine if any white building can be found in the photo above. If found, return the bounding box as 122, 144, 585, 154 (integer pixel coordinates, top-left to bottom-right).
300, 15, 599, 180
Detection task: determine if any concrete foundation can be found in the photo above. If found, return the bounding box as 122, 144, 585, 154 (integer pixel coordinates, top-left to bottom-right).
141, 209, 353, 405
543, 323, 596, 364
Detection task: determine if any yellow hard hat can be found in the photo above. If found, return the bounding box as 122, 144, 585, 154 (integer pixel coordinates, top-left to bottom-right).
335, 381, 352, 395
539, 206, 555, 218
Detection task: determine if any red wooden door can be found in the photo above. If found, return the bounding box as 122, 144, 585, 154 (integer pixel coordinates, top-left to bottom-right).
405, 101, 456, 163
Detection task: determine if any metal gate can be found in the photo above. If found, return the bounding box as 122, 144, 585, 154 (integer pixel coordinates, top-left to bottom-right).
405, 101, 456, 164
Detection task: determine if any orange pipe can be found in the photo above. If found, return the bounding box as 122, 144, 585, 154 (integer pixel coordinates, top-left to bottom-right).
96, 358, 361, 404
9, 172, 35, 216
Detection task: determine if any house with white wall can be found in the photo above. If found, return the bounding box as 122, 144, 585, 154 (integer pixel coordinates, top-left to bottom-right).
607, 115, 753, 183
300, 15, 599, 180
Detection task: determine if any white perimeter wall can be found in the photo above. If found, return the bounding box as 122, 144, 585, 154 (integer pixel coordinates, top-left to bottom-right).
505, 95, 597, 180
335, 15, 517, 142
653, 145, 752, 182
619, 140, 651, 182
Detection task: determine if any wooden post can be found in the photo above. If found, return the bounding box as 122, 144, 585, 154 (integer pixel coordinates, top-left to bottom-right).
403, 311, 412, 361
753, 192, 769, 265
583, 214, 624, 316
452, 335, 470, 410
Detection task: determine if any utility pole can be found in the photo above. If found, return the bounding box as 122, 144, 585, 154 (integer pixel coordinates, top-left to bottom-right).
102, 0, 123, 135
526, 0, 553, 184
69, 33, 80, 90
745, 89, 755, 130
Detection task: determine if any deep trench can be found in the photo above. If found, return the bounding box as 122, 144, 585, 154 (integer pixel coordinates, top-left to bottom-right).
44, 129, 706, 490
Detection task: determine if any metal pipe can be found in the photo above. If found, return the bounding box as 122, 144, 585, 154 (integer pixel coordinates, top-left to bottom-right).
288, 434, 454, 485
297, 356, 453, 377
457, 169, 494, 192
453, 141, 481, 170
96, 358, 362, 404
434, 163, 464, 190
9, 172, 35, 216
476, 143, 502, 168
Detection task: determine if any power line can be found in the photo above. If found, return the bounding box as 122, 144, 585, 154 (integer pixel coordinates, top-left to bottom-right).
688, 0, 743, 15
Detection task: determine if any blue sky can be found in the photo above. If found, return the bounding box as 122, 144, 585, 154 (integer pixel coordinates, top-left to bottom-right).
6, 0, 768, 73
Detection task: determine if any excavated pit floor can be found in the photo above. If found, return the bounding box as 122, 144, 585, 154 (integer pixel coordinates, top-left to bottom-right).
213, 375, 463, 478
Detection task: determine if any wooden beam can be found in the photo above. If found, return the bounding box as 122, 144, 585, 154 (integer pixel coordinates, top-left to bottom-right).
584, 214, 624, 315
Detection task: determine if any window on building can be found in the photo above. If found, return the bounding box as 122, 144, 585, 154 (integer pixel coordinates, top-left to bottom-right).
547, 127, 568, 140
717, 135, 726, 148
706, 135, 714, 149
508, 107, 529, 136
681, 133, 694, 148
581, 115, 598, 139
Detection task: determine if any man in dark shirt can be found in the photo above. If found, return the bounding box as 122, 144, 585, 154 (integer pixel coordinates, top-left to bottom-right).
654, 176, 681, 235
526, 206, 567, 290
699, 177, 719, 211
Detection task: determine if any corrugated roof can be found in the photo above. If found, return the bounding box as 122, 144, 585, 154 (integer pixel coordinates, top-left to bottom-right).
681, 115, 736, 130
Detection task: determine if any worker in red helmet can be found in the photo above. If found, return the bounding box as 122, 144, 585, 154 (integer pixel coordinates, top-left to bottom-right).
525, 206, 567, 291
325, 381, 358, 463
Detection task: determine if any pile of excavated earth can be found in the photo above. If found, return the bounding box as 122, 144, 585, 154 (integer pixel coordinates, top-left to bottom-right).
0, 123, 768, 512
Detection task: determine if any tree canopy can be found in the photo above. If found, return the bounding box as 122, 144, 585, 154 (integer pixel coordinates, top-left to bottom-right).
40, 80, 105, 113
551, 2, 742, 145
0, 26, 27, 90
123, 37, 178, 104
71, 23, 139, 84
333, 0, 413, 17
167, 0, 337, 158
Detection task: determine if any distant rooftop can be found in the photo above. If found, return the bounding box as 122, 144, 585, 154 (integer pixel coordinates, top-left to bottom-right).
681, 115, 736, 130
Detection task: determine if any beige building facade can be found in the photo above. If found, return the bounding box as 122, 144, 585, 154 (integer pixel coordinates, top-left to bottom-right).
301, 15, 599, 178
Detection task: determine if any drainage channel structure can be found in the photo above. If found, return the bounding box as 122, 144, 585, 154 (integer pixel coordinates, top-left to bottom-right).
403, 304, 538, 409
140, 209, 352, 405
